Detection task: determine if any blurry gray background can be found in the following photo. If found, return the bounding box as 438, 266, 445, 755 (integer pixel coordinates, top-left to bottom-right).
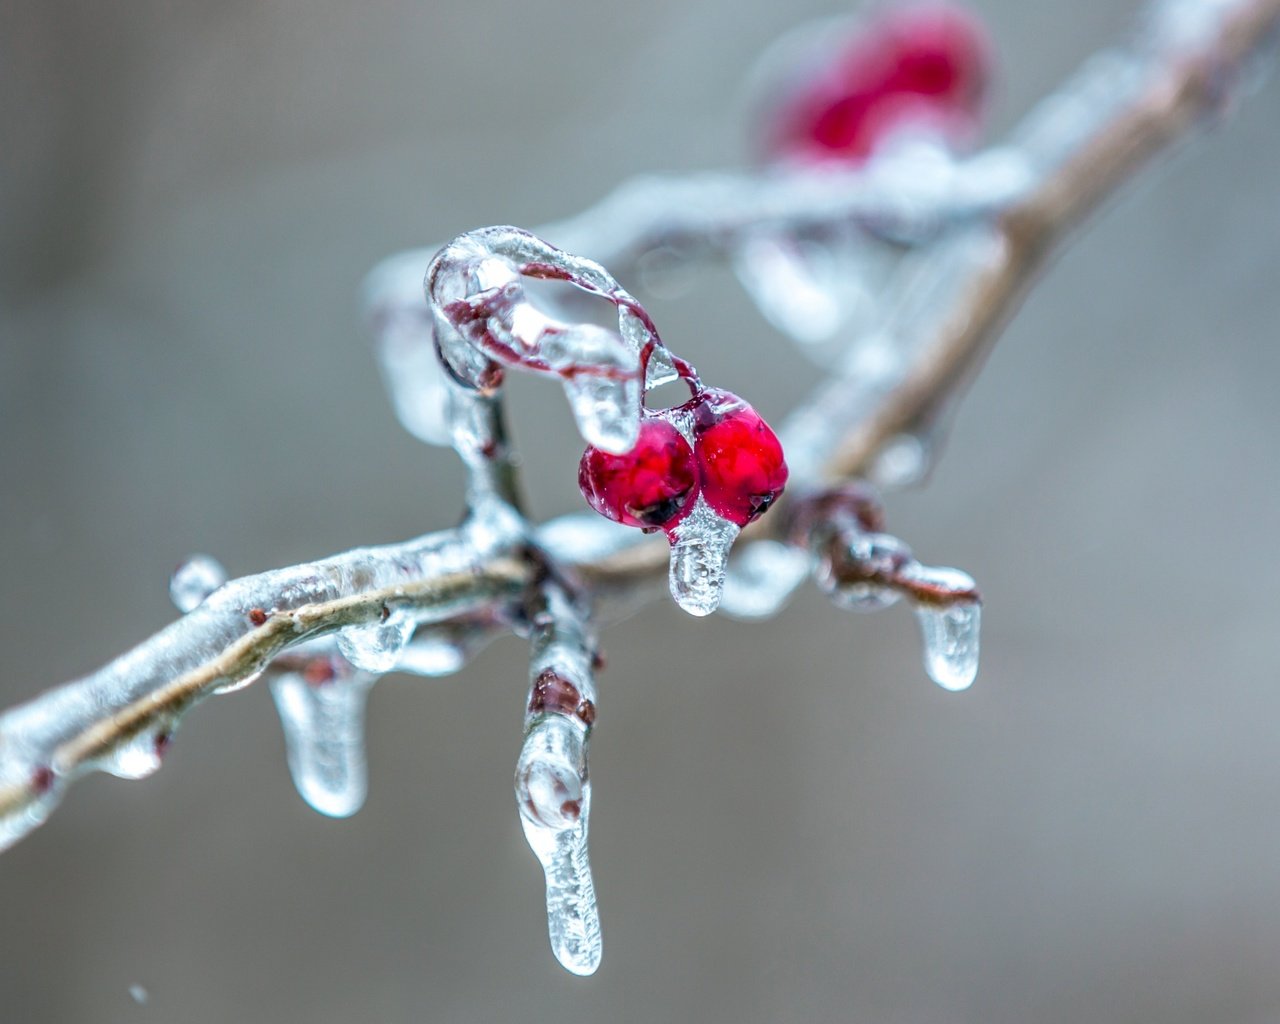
2, 1, 1279, 1022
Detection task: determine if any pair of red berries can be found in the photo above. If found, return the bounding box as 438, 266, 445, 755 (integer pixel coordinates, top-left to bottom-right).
762, 2, 992, 165
578, 389, 788, 536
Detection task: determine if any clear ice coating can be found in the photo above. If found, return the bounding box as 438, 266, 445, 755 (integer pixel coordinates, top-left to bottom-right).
169, 555, 227, 613
516, 717, 601, 976
424, 226, 673, 454
516, 715, 587, 832
271, 671, 374, 817
336, 607, 416, 673
667, 498, 741, 617
0, 770, 61, 853
561, 354, 642, 454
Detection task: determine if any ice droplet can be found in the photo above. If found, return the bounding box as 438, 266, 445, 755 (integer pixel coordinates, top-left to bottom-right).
563, 372, 641, 454
336, 607, 415, 673
667, 499, 740, 617
169, 555, 227, 613
271, 673, 373, 817
516, 718, 601, 976
914, 600, 981, 691
98, 724, 173, 780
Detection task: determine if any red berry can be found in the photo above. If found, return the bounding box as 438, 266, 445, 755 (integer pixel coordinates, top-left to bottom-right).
691, 390, 788, 527
579, 416, 699, 531
764, 3, 991, 164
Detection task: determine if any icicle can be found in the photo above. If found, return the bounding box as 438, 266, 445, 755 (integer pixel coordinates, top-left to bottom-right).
914, 601, 981, 691
562, 363, 642, 454
336, 607, 416, 674
516, 716, 601, 976
666, 499, 740, 617
904, 566, 981, 691
270, 671, 374, 817
169, 555, 227, 613
719, 540, 811, 619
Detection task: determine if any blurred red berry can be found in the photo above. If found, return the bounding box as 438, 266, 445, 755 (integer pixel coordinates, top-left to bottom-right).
764, 2, 992, 164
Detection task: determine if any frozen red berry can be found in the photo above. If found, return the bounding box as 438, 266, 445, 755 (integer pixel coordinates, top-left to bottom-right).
579, 416, 699, 532
691, 390, 788, 527
763, 2, 992, 164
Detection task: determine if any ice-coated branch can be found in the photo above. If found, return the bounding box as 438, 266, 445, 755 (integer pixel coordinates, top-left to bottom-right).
0, 0, 1276, 980
0, 523, 530, 849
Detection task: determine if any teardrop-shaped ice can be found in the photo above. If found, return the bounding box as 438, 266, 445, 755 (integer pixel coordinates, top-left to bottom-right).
99, 725, 173, 780
169, 555, 227, 613
914, 600, 981, 691
667, 500, 740, 617
563, 372, 641, 454
336, 607, 416, 674
520, 790, 602, 976
270, 673, 372, 818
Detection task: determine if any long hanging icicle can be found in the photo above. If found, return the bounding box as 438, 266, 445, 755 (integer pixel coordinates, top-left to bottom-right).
514, 582, 603, 975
